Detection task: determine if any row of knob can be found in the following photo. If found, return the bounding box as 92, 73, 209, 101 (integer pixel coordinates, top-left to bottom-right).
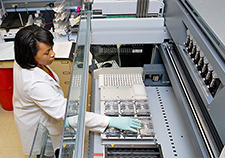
184, 31, 220, 97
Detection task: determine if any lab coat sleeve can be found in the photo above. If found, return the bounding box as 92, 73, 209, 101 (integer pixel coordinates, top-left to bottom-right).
29, 81, 66, 120
68, 112, 110, 133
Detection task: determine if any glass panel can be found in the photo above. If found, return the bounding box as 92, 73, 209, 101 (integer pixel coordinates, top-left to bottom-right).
29, 123, 54, 158
60, 2, 91, 158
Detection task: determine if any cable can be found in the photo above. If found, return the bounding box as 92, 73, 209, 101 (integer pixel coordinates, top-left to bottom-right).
14, 5, 24, 26
117, 44, 121, 67
25, 2, 29, 14
44, 3, 54, 27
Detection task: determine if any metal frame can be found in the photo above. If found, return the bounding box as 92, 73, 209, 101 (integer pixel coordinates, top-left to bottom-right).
74, 10, 91, 158
59, 2, 92, 158
91, 17, 169, 45
159, 43, 219, 157
164, 0, 225, 154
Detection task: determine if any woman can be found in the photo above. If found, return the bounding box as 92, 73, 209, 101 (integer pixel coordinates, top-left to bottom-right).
13, 25, 140, 157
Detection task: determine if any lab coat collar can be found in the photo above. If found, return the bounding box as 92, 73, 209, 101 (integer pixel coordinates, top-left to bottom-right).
14, 61, 62, 89
33, 65, 61, 89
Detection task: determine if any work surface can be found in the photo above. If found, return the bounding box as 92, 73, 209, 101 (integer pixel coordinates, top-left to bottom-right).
147, 86, 197, 158
0, 34, 74, 61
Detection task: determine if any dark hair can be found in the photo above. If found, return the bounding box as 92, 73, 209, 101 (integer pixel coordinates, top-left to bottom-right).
14, 25, 54, 69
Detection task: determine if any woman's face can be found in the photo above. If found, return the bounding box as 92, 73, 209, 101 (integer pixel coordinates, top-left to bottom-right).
34, 42, 55, 66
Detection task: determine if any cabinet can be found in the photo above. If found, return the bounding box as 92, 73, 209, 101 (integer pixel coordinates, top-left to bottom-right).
0, 61, 13, 68
49, 60, 73, 98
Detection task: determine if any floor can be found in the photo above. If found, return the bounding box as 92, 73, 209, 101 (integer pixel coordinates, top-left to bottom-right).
0, 105, 26, 158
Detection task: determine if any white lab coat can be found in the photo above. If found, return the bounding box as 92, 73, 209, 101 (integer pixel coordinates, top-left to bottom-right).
13, 61, 110, 155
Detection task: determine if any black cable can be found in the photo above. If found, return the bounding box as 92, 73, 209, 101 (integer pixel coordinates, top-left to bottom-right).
44, 3, 55, 30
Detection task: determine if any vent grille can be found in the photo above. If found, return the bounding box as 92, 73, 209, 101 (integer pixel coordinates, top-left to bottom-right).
105, 145, 163, 158
99, 74, 143, 87
71, 74, 82, 87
